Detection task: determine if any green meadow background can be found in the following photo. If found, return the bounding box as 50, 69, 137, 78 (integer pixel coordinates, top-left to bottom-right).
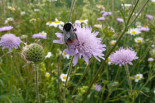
0, 0, 155, 103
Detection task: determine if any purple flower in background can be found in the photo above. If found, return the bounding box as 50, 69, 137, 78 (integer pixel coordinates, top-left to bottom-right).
110, 47, 138, 66
97, 17, 105, 21
148, 57, 154, 62
32, 31, 47, 39
146, 15, 153, 20
0, 26, 13, 32
53, 24, 106, 66
0, 33, 22, 51
95, 84, 102, 92
138, 25, 150, 32
101, 11, 112, 17
116, 18, 124, 23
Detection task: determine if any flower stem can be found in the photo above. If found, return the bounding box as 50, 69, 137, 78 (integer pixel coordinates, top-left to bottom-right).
34, 64, 40, 103
125, 64, 133, 101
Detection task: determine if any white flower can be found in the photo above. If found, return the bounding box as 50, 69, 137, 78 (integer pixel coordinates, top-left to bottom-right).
20, 11, 26, 16
151, 0, 155, 3
34, 9, 39, 12
154, 89, 155, 94
58, 49, 70, 59
46, 21, 53, 26
136, 22, 141, 27
8, 6, 15, 11
45, 52, 52, 58
121, 4, 132, 9
4, 17, 14, 24
127, 28, 141, 35
30, 18, 36, 22
107, 57, 111, 65
52, 18, 64, 27
110, 40, 116, 46
21, 35, 28, 39
75, 19, 88, 24
135, 37, 143, 43
96, 5, 105, 9
60, 74, 69, 82
48, 0, 57, 2
45, 72, 50, 78
94, 24, 102, 29
135, 74, 143, 82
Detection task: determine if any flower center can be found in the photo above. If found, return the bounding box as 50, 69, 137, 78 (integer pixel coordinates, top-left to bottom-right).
63, 50, 65, 55
137, 40, 142, 43
99, 5, 104, 9
80, 19, 84, 22
48, 21, 52, 24
54, 21, 60, 23
63, 76, 67, 80
41, 33, 45, 35
144, 25, 148, 28
10, 7, 14, 10
107, 58, 111, 62
136, 76, 140, 79
131, 31, 136, 34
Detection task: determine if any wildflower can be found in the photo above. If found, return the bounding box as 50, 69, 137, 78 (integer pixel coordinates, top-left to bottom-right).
121, 4, 132, 9
97, 17, 105, 21
151, 0, 155, 3
60, 74, 69, 82
127, 28, 141, 35
110, 40, 116, 46
107, 57, 111, 65
75, 19, 88, 24
101, 11, 112, 17
110, 47, 138, 66
135, 74, 143, 82
53, 24, 106, 66
8, 6, 15, 11
94, 24, 102, 29
45, 52, 52, 58
136, 22, 142, 27
0, 33, 22, 52
146, 15, 153, 20
52, 18, 64, 27
96, 5, 105, 9
30, 18, 36, 22
148, 57, 154, 62
116, 18, 124, 23
45, 72, 50, 78
32, 31, 47, 39
21, 35, 28, 39
4, 17, 14, 24
34, 9, 39, 12
0, 26, 13, 32
94, 84, 102, 92
138, 25, 150, 32
134, 37, 143, 43
20, 11, 26, 16
46, 21, 53, 26
58, 49, 70, 59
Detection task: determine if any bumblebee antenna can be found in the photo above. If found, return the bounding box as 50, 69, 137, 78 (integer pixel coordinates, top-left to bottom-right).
68, 0, 76, 22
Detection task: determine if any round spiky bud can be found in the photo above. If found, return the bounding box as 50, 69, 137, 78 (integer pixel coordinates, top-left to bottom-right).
22, 43, 44, 63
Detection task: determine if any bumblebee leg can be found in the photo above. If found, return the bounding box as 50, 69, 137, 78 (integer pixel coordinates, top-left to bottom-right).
73, 28, 77, 31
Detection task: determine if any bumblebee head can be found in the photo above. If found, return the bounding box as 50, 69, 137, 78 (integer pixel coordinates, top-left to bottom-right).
63, 23, 73, 32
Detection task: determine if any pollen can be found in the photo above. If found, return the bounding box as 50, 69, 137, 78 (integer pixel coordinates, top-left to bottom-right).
136, 76, 140, 79
48, 21, 52, 24
80, 19, 84, 22
63, 76, 67, 80
131, 31, 136, 34
144, 25, 148, 28
137, 40, 142, 43
63, 50, 65, 55
54, 21, 60, 23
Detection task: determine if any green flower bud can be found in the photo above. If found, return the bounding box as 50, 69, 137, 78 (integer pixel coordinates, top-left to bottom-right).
22, 43, 44, 63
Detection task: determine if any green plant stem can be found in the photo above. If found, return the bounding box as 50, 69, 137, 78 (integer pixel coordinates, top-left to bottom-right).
125, 64, 133, 102
80, 0, 141, 102
34, 64, 40, 103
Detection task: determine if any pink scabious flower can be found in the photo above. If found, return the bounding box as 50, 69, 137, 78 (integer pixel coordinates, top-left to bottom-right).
97, 17, 105, 21
110, 47, 138, 66
53, 24, 106, 66
148, 57, 154, 62
146, 14, 153, 20
32, 31, 47, 39
0, 26, 13, 32
138, 26, 150, 32
116, 18, 124, 23
101, 11, 112, 17
0, 33, 22, 52
95, 84, 102, 92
